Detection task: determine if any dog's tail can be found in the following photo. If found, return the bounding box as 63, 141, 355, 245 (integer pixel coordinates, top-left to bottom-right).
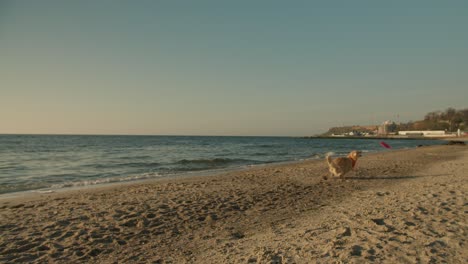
325, 152, 334, 165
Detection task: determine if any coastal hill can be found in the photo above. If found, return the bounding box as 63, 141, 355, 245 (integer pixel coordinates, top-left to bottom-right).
322, 107, 467, 136
323, 125, 378, 136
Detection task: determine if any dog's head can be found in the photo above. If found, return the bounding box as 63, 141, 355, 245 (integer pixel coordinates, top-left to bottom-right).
348, 150, 362, 159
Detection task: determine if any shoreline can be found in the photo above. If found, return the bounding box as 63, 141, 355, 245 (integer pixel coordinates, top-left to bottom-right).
0, 145, 430, 201
1, 145, 466, 263
0, 140, 446, 198
0, 156, 319, 201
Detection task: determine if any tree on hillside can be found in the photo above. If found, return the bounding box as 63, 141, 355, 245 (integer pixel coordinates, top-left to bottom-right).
461, 109, 468, 128
398, 121, 414, 131
420, 107, 467, 132
424, 111, 442, 122
443, 108, 457, 131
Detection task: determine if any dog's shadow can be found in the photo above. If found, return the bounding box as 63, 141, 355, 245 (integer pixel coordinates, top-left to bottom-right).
346, 174, 451, 180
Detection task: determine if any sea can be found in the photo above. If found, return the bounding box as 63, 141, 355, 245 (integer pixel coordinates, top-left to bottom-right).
0, 135, 443, 195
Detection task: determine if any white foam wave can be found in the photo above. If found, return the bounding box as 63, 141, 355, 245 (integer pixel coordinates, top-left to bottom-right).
50, 172, 161, 189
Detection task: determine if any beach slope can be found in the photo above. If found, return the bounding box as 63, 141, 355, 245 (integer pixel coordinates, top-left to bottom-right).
1, 145, 467, 263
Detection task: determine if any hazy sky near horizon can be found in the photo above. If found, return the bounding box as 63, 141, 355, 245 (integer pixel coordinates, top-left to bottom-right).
1, 1, 467, 136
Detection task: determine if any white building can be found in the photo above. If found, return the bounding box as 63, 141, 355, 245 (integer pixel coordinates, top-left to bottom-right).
398, 130, 447, 137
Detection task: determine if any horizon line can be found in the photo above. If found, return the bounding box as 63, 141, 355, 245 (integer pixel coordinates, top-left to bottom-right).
0, 133, 302, 138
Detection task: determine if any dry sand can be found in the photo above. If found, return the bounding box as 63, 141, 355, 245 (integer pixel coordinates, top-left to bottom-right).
1, 145, 467, 263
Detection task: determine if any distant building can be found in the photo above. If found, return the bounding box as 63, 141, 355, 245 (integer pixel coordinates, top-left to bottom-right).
378, 120, 397, 135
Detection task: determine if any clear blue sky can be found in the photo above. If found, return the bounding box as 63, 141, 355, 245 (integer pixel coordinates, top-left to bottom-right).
1, 1, 467, 136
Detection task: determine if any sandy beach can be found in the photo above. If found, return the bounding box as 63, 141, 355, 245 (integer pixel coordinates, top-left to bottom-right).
1, 145, 467, 263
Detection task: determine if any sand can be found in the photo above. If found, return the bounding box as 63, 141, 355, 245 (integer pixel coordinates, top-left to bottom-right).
0, 145, 467, 263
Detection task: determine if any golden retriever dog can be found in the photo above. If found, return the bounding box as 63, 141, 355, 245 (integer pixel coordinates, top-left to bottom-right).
324, 150, 362, 180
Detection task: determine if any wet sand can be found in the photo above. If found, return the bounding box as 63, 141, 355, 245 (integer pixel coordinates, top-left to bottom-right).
1, 145, 467, 263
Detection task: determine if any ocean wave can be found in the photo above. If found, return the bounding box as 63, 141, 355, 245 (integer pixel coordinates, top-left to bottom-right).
116, 155, 153, 160
49, 172, 161, 189
0, 182, 50, 195
119, 162, 160, 168
91, 161, 160, 169
160, 158, 264, 172
175, 158, 255, 166
0, 165, 29, 171
306, 153, 321, 159
257, 144, 279, 148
